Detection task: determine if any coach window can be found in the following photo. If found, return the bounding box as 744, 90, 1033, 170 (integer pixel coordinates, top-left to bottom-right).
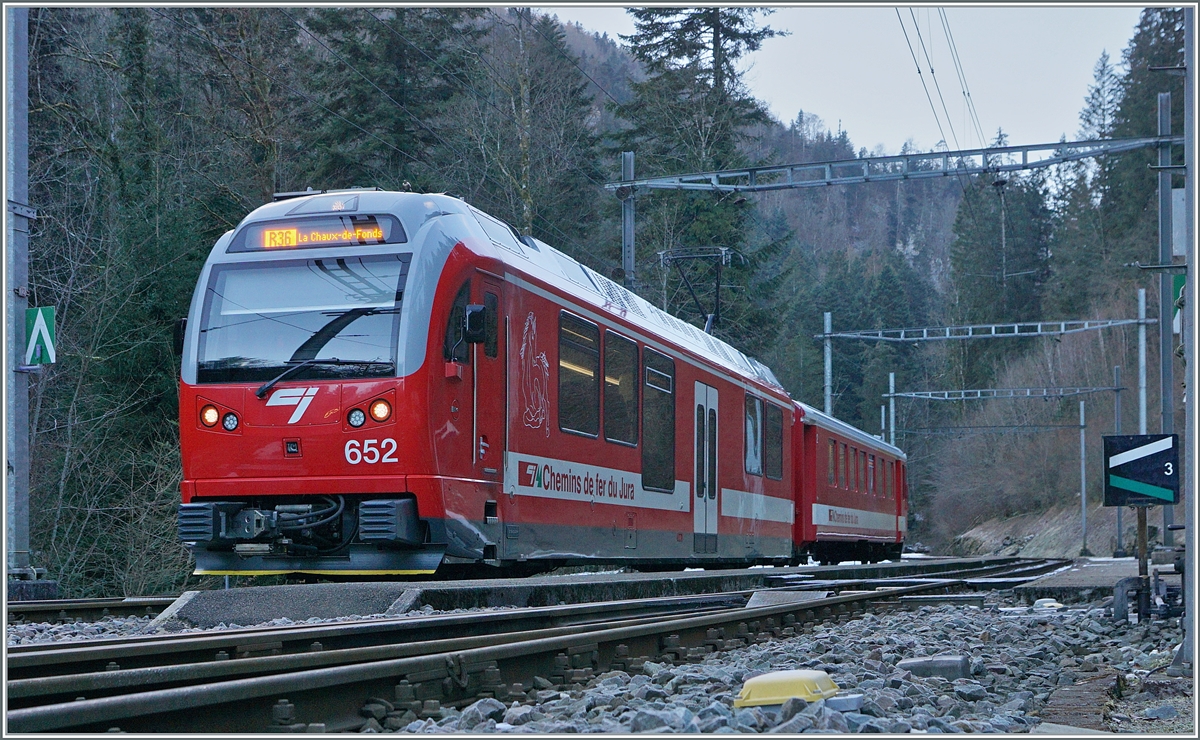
744, 395, 763, 476
858, 450, 866, 492
851, 447, 859, 490
838, 443, 847, 489
642, 349, 676, 491
764, 404, 783, 480
483, 292, 498, 358
827, 439, 836, 486
886, 461, 894, 498
868, 455, 876, 496
443, 281, 471, 363
604, 332, 638, 445
558, 312, 599, 436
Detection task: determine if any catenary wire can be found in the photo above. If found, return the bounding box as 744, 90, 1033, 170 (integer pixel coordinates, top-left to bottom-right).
937, 8, 987, 149
516, 8, 623, 105
909, 8, 963, 153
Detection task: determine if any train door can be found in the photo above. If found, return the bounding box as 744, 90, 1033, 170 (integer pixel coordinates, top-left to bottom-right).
693, 381, 719, 554
475, 276, 505, 482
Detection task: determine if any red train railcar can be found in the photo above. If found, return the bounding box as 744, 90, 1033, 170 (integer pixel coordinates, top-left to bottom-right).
176, 190, 905, 576
791, 402, 907, 563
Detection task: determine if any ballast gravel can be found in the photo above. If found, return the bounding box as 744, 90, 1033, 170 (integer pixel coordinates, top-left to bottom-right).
4, 603, 496, 645
374, 597, 1190, 734
7, 597, 1192, 734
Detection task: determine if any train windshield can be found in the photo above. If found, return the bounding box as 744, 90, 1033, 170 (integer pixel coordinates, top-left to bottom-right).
196, 254, 410, 383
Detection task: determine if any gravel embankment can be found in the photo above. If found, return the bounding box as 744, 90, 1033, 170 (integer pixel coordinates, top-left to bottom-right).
6, 597, 1192, 734
375, 597, 1191, 734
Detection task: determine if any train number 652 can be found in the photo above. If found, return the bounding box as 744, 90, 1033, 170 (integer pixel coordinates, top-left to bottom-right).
345, 439, 399, 464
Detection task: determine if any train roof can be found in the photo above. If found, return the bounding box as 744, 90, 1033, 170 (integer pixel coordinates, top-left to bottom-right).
795, 401, 906, 460
483, 229, 787, 396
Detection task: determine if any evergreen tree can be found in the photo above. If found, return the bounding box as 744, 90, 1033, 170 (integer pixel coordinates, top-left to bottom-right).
440, 9, 604, 260
1101, 8, 1185, 264
298, 7, 482, 191
613, 8, 789, 355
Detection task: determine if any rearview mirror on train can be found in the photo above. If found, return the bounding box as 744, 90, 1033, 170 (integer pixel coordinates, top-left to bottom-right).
463, 304, 487, 344
172, 317, 187, 356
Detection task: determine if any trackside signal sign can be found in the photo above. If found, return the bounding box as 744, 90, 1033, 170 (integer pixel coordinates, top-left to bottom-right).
24, 306, 56, 365
1103, 434, 1179, 506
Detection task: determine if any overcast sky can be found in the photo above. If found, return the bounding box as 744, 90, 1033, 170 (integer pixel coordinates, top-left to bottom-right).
536, 5, 1147, 156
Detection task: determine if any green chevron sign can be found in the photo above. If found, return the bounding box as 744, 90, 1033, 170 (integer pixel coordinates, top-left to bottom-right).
1103, 434, 1178, 506
24, 306, 56, 365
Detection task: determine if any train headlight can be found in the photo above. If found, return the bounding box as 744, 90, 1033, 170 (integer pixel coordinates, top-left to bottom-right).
348, 408, 366, 427
369, 399, 392, 423
201, 405, 220, 427
221, 412, 239, 431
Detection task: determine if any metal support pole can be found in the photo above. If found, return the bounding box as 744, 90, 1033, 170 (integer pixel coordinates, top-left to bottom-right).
1158, 92, 1176, 545
6, 6, 31, 577
1138, 507, 1151, 620
1137, 287, 1152, 620
823, 312, 832, 415
1169, 5, 1193, 676
621, 151, 635, 290
1080, 400, 1090, 556
889, 372, 896, 447
881, 405, 886, 438
1114, 366, 1128, 557
1139, 288, 1148, 435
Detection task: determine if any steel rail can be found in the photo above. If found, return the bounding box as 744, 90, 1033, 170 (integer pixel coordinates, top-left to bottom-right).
6, 591, 745, 679
6, 597, 177, 624
7, 559, 1056, 733
6, 604, 744, 707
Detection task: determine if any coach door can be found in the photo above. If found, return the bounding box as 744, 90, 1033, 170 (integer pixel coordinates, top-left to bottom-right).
693, 382, 719, 554
475, 276, 505, 485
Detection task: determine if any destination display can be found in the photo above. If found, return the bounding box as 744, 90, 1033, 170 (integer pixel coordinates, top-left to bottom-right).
228, 214, 406, 252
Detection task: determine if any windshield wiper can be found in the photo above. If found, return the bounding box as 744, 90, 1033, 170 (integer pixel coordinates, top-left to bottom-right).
254, 358, 394, 399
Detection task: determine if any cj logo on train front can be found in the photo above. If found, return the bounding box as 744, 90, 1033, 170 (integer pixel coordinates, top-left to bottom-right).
265, 386, 320, 424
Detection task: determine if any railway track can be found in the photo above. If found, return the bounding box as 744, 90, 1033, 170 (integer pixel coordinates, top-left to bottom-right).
6, 558, 1065, 733
6, 596, 177, 625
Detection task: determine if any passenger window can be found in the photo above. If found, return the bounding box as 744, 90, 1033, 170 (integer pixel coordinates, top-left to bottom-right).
642, 349, 675, 491
828, 439, 836, 486
765, 404, 783, 480
886, 461, 894, 498
868, 455, 876, 496
744, 396, 763, 476
603, 332, 638, 445
558, 312, 599, 436
838, 443, 847, 489
483, 292, 498, 358
443, 281, 471, 363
